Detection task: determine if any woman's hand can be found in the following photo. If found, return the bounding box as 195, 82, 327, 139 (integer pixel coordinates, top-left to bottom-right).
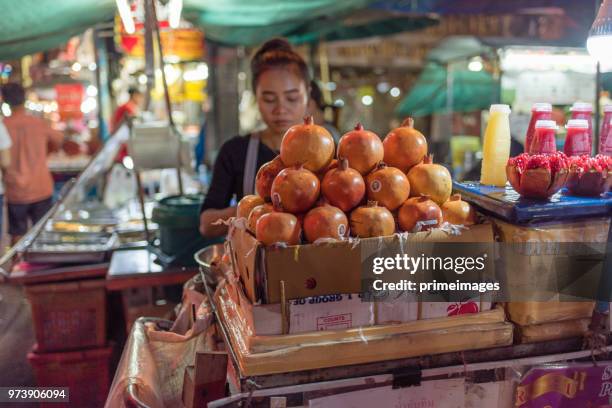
199, 206, 237, 238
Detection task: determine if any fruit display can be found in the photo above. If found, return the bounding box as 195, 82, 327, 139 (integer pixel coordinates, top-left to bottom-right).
397, 196, 442, 232
280, 116, 335, 172
256, 156, 285, 200
566, 154, 611, 196
506, 152, 570, 199
303, 204, 349, 243
349, 202, 396, 238
441, 194, 477, 226
239, 117, 478, 246
271, 165, 320, 214
321, 159, 365, 212
365, 162, 410, 211
382, 117, 428, 172
407, 155, 452, 206
237, 195, 264, 219
337, 123, 384, 175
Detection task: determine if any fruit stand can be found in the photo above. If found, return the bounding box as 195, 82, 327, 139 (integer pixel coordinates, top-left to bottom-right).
108, 106, 611, 407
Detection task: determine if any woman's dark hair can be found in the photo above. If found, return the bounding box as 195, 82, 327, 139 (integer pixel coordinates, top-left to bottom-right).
1, 83, 25, 107
250, 38, 310, 92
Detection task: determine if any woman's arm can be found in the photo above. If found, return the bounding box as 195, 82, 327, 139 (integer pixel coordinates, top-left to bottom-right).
199, 138, 240, 238
199, 206, 237, 237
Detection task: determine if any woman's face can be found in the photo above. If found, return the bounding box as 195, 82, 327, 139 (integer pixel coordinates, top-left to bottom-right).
255, 67, 308, 135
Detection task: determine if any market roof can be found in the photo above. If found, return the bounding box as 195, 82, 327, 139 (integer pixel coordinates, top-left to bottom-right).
396, 62, 496, 117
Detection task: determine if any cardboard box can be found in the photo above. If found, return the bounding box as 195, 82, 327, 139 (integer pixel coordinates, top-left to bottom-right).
420, 298, 493, 320
375, 291, 418, 324
230, 223, 495, 304
466, 381, 514, 408
289, 294, 373, 334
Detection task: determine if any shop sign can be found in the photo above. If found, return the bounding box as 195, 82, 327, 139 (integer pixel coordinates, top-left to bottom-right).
55, 83, 84, 121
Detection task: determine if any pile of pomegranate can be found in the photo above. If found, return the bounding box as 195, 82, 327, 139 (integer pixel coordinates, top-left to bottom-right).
239, 116, 476, 246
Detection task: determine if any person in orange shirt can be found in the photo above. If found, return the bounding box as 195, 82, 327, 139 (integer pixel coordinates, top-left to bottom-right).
110, 87, 143, 134
1, 83, 64, 244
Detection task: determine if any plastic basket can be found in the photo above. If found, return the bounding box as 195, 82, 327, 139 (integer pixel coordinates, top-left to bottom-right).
28, 346, 113, 408
25, 279, 106, 352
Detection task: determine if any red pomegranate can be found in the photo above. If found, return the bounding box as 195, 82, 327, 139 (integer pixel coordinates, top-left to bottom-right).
280, 116, 335, 173
256, 212, 301, 246
407, 155, 452, 206
566, 154, 611, 196
383, 117, 428, 172
365, 162, 411, 211
337, 123, 384, 175
237, 195, 265, 219
247, 203, 273, 234
398, 196, 442, 232
271, 165, 320, 214
303, 205, 349, 243
507, 152, 569, 199
441, 194, 477, 226
256, 156, 285, 200
316, 159, 338, 182
321, 158, 366, 212
349, 201, 395, 238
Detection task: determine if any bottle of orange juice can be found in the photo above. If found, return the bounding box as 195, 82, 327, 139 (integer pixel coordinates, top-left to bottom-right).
481, 104, 511, 187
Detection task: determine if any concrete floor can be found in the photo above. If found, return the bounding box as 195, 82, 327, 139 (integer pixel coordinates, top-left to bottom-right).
0, 283, 35, 387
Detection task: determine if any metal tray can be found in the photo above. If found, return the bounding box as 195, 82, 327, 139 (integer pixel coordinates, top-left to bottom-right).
23, 234, 118, 264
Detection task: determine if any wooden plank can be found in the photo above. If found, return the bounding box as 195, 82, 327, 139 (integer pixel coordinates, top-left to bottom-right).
8, 263, 109, 285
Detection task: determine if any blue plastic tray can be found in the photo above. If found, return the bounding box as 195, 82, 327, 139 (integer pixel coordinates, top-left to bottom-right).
453, 181, 612, 224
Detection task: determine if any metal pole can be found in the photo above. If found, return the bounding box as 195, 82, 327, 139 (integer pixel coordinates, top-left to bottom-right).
595, 61, 601, 155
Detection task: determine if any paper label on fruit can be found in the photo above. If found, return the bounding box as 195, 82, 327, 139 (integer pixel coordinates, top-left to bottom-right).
413, 219, 439, 232
370, 180, 382, 192
338, 223, 347, 237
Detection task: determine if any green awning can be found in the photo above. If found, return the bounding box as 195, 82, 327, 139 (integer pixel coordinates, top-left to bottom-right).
0, 0, 115, 60
396, 63, 497, 117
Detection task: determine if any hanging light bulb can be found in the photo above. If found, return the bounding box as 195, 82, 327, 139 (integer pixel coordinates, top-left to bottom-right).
116, 0, 135, 35
587, 0, 612, 61
168, 0, 183, 29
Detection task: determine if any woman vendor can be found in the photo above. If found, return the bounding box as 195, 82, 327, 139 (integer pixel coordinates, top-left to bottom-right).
199, 39, 311, 237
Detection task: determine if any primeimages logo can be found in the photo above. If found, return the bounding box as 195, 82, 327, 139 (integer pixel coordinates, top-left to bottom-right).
372, 253, 488, 275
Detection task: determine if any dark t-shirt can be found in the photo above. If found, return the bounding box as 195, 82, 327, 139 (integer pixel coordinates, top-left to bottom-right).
201, 134, 277, 212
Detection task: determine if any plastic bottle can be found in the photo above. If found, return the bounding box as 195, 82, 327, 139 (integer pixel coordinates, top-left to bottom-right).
481, 104, 512, 187
570, 102, 593, 152
524, 103, 552, 153
599, 105, 612, 155
528, 120, 558, 155
564, 119, 591, 156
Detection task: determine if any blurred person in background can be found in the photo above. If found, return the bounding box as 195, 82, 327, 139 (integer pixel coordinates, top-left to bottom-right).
111, 87, 143, 134
0, 120, 11, 242
199, 38, 311, 238
1, 83, 64, 245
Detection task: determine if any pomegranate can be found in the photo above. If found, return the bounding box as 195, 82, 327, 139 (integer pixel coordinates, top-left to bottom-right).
321, 158, 366, 212
506, 152, 569, 199
383, 117, 428, 172
337, 123, 384, 175
366, 162, 410, 211
303, 205, 349, 243
256, 212, 301, 246
280, 116, 335, 172
255, 156, 285, 200
271, 165, 320, 214
566, 154, 611, 196
407, 155, 452, 205
316, 159, 338, 182
398, 196, 442, 232
237, 195, 264, 219
349, 201, 395, 238
441, 194, 477, 226
247, 203, 273, 233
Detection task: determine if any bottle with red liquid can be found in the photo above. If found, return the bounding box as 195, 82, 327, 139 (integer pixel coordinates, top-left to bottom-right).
600, 105, 612, 156
564, 119, 591, 156
570, 102, 593, 152
524, 103, 552, 153
529, 120, 557, 154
